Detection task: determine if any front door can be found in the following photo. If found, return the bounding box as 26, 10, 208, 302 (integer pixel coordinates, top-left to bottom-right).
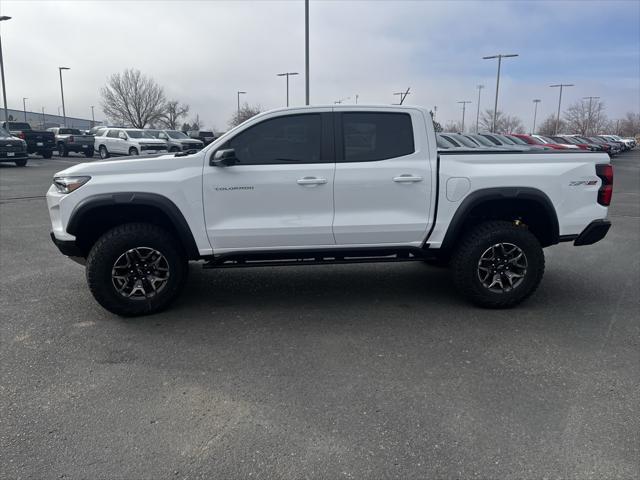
203, 110, 336, 251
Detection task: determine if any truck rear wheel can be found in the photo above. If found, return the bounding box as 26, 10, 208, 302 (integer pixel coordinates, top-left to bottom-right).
86, 223, 188, 317
99, 145, 109, 159
451, 220, 545, 308
14, 159, 27, 167
42, 150, 53, 159
58, 143, 68, 157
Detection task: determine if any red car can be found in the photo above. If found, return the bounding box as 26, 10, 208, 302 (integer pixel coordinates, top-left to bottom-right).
510, 134, 569, 150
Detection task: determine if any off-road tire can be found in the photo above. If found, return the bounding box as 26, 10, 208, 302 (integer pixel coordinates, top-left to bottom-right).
42, 150, 53, 159
128, 147, 139, 156
14, 159, 28, 167
84, 148, 94, 158
451, 220, 545, 308
86, 223, 188, 317
58, 143, 68, 157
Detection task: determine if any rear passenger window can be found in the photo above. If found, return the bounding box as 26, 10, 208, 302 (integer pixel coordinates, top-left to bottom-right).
342, 112, 414, 162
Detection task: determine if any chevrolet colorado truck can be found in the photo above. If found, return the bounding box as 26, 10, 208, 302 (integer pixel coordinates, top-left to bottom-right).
47, 106, 613, 317
2, 121, 55, 158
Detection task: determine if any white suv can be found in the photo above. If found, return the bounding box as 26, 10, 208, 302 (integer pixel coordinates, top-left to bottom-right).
95, 128, 168, 159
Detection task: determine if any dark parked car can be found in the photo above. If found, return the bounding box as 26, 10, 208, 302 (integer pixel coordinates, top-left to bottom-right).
48, 127, 95, 157
1, 121, 55, 158
187, 130, 216, 145
0, 126, 28, 167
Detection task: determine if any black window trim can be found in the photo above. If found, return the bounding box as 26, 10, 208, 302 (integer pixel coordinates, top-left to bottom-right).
335, 111, 416, 163
212, 112, 332, 166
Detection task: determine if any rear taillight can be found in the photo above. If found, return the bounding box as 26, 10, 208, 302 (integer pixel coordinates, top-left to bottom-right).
596, 164, 613, 206
18, 132, 25, 140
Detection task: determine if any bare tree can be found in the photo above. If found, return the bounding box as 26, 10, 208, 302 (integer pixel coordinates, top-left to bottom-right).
537, 114, 564, 136
617, 112, 640, 137
160, 100, 189, 130
563, 98, 608, 135
100, 69, 166, 128
443, 120, 462, 132
189, 114, 201, 131
228, 103, 262, 128
478, 109, 525, 133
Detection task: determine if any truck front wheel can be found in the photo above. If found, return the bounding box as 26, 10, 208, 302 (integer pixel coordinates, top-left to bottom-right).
451, 220, 545, 308
86, 223, 188, 317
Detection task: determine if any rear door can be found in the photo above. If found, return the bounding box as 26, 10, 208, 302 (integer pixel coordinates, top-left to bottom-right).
203, 110, 336, 250
332, 109, 433, 245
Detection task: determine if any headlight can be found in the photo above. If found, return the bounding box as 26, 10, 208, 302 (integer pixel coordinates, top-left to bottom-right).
53, 176, 91, 194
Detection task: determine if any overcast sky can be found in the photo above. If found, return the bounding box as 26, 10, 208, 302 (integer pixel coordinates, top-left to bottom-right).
1, 0, 638, 130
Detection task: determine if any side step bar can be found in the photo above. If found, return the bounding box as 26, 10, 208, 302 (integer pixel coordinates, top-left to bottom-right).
203, 247, 433, 269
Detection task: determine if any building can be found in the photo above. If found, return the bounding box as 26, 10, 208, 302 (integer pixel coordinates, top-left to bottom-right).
2, 108, 102, 130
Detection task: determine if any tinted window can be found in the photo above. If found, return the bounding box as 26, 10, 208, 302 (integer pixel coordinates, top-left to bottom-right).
342, 112, 414, 162
60, 128, 81, 134
226, 114, 322, 165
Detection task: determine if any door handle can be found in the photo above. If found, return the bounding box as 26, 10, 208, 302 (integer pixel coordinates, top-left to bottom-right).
297, 177, 328, 185
393, 174, 423, 183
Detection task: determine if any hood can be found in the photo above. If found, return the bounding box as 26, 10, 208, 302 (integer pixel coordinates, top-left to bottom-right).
53, 152, 202, 177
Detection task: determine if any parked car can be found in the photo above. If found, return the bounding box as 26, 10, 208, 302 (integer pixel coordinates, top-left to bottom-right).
48, 127, 95, 157
0, 126, 28, 167
187, 130, 216, 145
511, 134, 568, 150
532, 134, 579, 149
477, 133, 539, 151
552, 135, 598, 151
587, 136, 620, 156
440, 132, 487, 149
1, 121, 55, 158
147, 129, 204, 152
48, 105, 612, 316
599, 135, 630, 151
94, 128, 169, 159
88, 126, 108, 137
504, 134, 553, 150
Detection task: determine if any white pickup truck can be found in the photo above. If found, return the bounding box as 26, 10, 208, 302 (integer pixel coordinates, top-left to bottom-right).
46, 106, 613, 316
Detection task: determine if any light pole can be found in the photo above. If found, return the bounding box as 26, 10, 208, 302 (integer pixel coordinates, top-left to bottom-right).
58, 66, 70, 126
583, 96, 600, 136
393, 87, 411, 105
532, 99, 541, 134
0, 16, 11, 123
90, 105, 95, 126
57, 105, 62, 117
41, 106, 45, 129
457, 100, 472, 132
482, 53, 518, 132
475, 84, 484, 132
237, 91, 246, 117
355, 94, 359, 105
276, 72, 299, 107
550, 83, 574, 135
22, 97, 27, 121
304, 0, 309, 105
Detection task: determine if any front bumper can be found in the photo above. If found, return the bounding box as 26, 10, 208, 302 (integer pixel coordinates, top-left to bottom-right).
50, 231, 86, 264
574, 219, 611, 246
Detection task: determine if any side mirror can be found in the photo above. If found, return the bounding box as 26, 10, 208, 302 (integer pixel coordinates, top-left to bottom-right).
211, 148, 238, 167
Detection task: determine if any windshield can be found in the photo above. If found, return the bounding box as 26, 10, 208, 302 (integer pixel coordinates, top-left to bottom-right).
506, 135, 527, 145
436, 134, 456, 149
146, 130, 161, 137
494, 134, 517, 145
167, 131, 189, 139
449, 134, 478, 148
468, 134, 494, 147
199, 131, 214, 137
126, 130, 155, 139
540, 136, 558, 144
59, 128, 81, 135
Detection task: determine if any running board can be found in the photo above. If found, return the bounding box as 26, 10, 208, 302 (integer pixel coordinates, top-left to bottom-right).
203, 247, 432, 269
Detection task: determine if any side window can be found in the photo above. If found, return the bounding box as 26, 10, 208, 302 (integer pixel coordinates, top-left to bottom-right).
341, 112, 414, 162
107, 130, 119, 138
225, 114, 322, 165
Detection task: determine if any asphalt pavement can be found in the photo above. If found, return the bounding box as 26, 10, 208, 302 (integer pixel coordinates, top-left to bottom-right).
1, 150, 638, 479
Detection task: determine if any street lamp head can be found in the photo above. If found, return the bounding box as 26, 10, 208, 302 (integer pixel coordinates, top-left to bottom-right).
238, 91, 246, 94
533, 99, 541, 103
0, 16, 12, 21
59, 66, 70, 71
